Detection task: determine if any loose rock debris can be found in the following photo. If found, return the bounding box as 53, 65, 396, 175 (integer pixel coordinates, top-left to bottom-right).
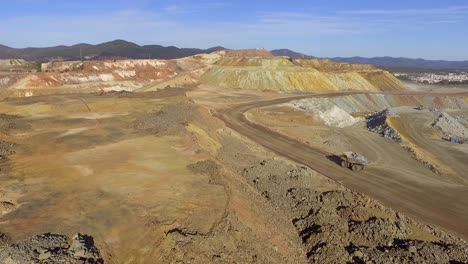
237, 157, 468, 263
0, 233, 103, 263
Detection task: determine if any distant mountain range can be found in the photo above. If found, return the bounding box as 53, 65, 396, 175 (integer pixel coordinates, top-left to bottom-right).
272, 49, 468, 71
2, 41, 468, 71
0, 40, 225, 61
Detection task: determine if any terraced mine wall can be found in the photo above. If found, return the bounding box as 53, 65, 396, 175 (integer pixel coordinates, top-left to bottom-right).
41, 59, 197, 73
0, 58, 210, 96
201, 57, 405, 92
40, 59, 183, 81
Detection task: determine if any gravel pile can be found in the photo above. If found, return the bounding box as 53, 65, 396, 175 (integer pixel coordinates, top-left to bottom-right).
0, 233, 103, 263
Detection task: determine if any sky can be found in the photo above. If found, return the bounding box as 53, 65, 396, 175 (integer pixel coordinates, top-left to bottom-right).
1, 0, 467, 60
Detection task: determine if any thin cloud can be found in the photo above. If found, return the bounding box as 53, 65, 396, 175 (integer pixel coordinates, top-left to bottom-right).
342, 5, 468, 15
254, 12, 362, 34
163, 1, 230, 14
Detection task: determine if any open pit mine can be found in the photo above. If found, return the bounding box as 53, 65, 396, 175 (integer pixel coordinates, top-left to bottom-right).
0, 49, 467, 263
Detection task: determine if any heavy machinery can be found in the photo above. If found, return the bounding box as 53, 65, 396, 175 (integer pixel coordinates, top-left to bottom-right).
340, 152, 368, 171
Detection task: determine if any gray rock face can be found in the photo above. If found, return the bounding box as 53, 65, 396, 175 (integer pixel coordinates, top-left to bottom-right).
366, 109, 402, 142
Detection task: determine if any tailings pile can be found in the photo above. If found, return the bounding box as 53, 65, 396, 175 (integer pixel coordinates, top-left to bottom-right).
290, 98, 363, 128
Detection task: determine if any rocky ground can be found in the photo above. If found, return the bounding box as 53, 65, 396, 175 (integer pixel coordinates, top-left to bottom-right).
0, 233, 103, 263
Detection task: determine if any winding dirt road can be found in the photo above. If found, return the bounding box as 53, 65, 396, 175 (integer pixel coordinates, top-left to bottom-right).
217, 90, 468, 240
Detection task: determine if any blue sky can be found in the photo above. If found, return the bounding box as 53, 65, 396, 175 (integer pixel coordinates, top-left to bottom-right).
1, 0, 467, 60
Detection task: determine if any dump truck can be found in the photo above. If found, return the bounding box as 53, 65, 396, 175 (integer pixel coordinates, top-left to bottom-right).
340, 152, 368, 171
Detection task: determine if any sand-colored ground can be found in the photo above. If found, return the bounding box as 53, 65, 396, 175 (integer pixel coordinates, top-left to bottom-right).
0, 91, 229, 262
